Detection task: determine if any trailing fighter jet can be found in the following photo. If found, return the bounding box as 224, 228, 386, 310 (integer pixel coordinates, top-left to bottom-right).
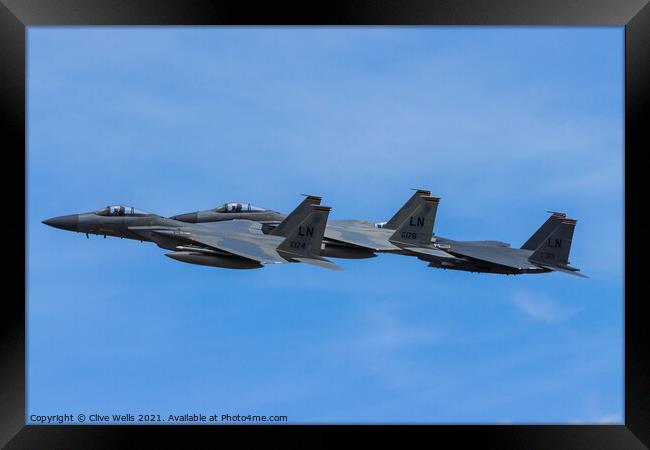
422, 211, 587, 277
170, 197, 322, 234
170, 202, 285, 225
42, 202, 340, 271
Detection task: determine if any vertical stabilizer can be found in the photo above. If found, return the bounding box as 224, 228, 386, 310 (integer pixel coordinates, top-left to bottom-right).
529, 219, 577, 267
277, 205, 331, 258
271, 195, 322, 237
389, 196, 440, 247
521, 212, 567, 250
383, 189, 432, 230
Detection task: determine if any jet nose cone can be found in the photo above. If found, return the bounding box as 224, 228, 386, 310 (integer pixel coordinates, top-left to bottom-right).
170, 212, 199, 223
42, 214, 79, 231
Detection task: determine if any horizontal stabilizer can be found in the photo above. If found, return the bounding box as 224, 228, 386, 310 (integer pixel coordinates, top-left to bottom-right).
407, 247, 458, 259
292, 257, 342, 271
540, 264, 589, 278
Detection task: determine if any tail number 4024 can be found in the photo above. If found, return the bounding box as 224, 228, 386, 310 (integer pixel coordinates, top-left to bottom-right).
290, 240, 307, 249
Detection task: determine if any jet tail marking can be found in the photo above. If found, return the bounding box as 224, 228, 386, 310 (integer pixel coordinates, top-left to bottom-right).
521, 212, 566, 250
529, 219, 577, 267
383, 189, 432, 230
271, 195, 322, 237
389, 196, 440, 247
277, 205, 331, 259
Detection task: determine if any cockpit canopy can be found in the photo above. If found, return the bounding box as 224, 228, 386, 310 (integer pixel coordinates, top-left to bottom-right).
212, 202, 267, 213
94, 205, 153, 217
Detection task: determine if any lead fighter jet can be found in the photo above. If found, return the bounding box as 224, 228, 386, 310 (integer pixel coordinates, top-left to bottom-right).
42, 201, 341, 270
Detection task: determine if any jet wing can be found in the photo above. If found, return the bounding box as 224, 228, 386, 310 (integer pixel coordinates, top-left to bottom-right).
328, 219, 375, 228
132, 220, 285, 264
191, 218, 341, 270
324, 226, 401, 251
448, 244, 537, 270
184, 221, 287, 265
132, 219, 340, 270
193, 219, 266, 235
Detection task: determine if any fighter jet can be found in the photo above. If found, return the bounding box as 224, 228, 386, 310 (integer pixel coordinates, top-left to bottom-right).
42, 202, 341, 271
421, 211, 587, 277
173, 190, 452, 261
171, 202, 285, 227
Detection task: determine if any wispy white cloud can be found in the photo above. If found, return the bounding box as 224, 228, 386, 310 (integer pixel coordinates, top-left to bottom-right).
508, 290, 582, 323
325, 300, 447, 390
353, 304, 442, 351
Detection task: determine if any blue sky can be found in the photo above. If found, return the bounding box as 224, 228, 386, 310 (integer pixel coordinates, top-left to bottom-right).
27, 27, 623, 424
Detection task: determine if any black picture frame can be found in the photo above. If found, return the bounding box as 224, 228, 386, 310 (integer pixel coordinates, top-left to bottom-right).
2, 0, 648, 447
